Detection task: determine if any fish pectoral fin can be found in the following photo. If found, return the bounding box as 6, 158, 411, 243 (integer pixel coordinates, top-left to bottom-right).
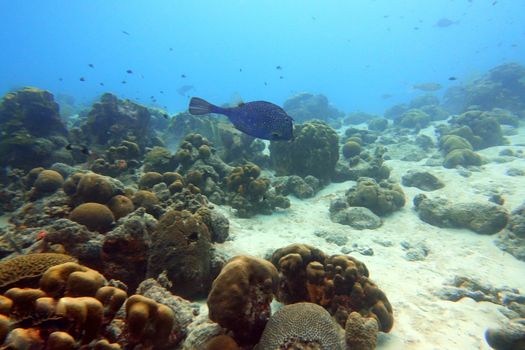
270, 132, 281, 140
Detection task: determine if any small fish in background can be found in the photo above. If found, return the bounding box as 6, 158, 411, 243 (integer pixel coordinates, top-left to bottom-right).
279, 76, 284, 79
448, 76, 457, 81
181, 74, 187, 78
434, 18, 459, 27
58, 78, 63, 81
66, 144, 91, 155
492, 1, 498, 5
160, 90, 164, 94
239, 68, 243, 72
88, 63, 94, 68
169, 47, 173, 51
381, 93, 393, 99
100, 82, 105, 86
177, 85, 194, 96
264, 82, 268, 86
126, 69, 133, 74
189, 97, 294, 141
413, 82, 442, 91
121, 80, 127, 84
276, 65, 282, 70
79, 77, 85, 82
121, 30, 130, 35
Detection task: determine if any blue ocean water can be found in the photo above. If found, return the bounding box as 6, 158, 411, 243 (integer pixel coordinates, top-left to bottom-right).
1, 0, 524, 115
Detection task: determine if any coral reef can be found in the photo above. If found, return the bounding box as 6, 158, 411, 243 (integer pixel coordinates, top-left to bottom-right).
439, 134, 483, 168
81, 93, 161, 152
444, 62, 525, 113
270, 243, 394, 332
143, 146, 178, 173
270, 120, 339, 184
272, 175, 320, 199
147, 210, 212, 298
495, 202, 525, 261
207, 256, 279, 345
334, 145, 391, 182
394, 108, 431, 130
256, 302, 344, 350
224, 163, 290, 217
367, 117, 389, 131
414, 194, 509, 234
0, 253, 76, 291
0, 261, 183, 349
283, 93, 344, 124
0, 88, 70, 170
331, 177, 405, 217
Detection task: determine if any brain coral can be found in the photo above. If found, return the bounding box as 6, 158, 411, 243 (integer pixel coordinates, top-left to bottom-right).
0, 253, 76, 290
69, 202, 115, 233
256, 302, 343, 350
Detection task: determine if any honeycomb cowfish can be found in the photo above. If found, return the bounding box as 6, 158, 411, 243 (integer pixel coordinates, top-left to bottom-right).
189, 97, 294, 141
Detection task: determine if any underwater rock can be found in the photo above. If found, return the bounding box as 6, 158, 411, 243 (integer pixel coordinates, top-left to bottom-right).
444, 62, 525, 114
314, 230, 349, 246
401, 170, 445, 191
367, 117, 389, 131
435, 276, 525, 317
494, 203, 525, 262
400, 240, 430, 261
101, 208, 156, 291
414, 194, 509, 234
0, 88, 70, 170
334, 146, 391, 182
44, 218, 103, 267
270, 120, 339, 184
272, 175, 320, 199
219, 130, 269, 168
147, 210, 212, 299
485, 319, 525, 350
195, 207, 229, 243
81, 93, 159, 152
143, 146, 178, 173
334, 177, 405, 217
384, 103, 408, 120
283, 92, 344, 124
330, 206, 382, 230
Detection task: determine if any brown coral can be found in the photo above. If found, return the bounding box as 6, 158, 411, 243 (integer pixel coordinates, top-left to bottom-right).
33, 169, 64, 193
345, 312, 379, 350
69, 202, 115, 233
0, 253, 76, 291
40, 262, 106, 298
207, 255, 279, 345
76, 173, 115, 204
106, 195, 134, 220
125, 294, 175, 347
270, 244, 394, 333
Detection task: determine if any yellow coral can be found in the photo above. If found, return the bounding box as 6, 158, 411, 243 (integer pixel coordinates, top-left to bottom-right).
40, 262, 106, 298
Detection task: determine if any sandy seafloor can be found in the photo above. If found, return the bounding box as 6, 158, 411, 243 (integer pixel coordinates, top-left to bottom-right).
212, 124, 525, 350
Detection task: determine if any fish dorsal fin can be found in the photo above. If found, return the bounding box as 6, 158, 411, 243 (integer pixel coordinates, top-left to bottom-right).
230, 92, 244, 107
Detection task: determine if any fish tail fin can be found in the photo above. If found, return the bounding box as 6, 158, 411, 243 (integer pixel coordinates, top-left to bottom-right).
189, 97, 217, 115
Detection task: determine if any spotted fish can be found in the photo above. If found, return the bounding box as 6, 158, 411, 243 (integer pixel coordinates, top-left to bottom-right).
189, 97, 294, 141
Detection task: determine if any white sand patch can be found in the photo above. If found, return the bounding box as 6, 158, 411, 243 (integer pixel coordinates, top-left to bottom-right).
213, 125, 525, 349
